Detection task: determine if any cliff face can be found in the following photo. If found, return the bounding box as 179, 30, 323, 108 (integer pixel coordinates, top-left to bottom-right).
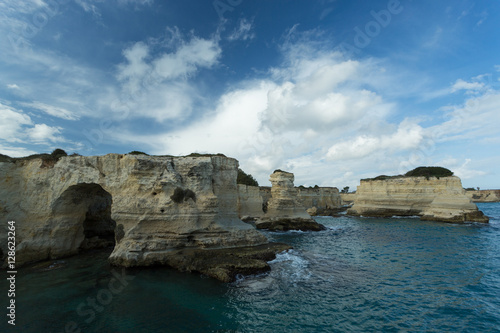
255, 171, 325, 231
0, 154, 291, 281
466, 190, 500, 202
237, 184, 264, 219
347, 176, 488, 223
296, 187, 342, 216
340, 193, 356, 205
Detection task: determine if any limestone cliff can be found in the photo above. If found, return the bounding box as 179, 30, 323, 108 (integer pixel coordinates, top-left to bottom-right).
0, 154, 290, 281
340, 193, 356, 205
466, 190, 500, 203
296, 187, 342, 216
347, 176, 488, 223
237, 184, 265, 220
255, 171, 325, 231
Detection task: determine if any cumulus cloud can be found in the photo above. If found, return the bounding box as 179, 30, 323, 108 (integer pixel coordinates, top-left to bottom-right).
0, 104, 33, 142
28, 123, 64, 143
111, 40, 423, 185
0, 103, 66, 145
112, 30, 221, 122
326, 121, 424, 161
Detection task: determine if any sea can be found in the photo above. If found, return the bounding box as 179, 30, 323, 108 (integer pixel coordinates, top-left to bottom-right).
2, 202, 500, 332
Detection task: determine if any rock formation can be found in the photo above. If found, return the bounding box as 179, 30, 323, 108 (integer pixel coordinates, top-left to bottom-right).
347, 176, 489, 223
255, 170, 325, 231
0, 154, 291, 281
296, 187, 342, 216
466, 190, 500, 203
237, 184, 265, 220
340, 193, 356, 205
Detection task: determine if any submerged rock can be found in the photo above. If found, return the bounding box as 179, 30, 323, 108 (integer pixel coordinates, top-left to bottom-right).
113, 242, 293, 283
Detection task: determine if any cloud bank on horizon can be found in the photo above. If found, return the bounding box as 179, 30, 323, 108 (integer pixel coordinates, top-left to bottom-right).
0, 0, 499, 189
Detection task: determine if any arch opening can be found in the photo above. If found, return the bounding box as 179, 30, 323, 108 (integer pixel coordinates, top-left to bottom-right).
51, 183, 116, 257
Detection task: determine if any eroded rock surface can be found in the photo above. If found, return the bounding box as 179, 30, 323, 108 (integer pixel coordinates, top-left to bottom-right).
466, 190, 500, 203
296, 187, 342, 216
347, 176, 489, 223
256, 171, 325, 231
0, 154, 285, 280
237, 184, 265, 220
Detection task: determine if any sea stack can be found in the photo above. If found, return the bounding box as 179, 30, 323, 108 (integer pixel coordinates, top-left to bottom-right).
347, 167, 489, 223
255, 170, 325, 231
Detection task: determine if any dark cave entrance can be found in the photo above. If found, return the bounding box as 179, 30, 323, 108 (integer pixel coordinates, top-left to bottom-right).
54, 183, 116, 253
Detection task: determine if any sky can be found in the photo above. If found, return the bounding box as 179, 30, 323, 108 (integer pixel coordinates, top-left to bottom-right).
1, 0, 499, 189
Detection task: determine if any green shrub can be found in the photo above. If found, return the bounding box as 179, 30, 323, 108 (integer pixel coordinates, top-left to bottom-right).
405, 166, 453, 179
362, 166, 454, 181
187, 153, 226, 157
0, 154, 13, 163
237, 168, 259, 187
128, 151, 148, 155
51, 148, 67, 157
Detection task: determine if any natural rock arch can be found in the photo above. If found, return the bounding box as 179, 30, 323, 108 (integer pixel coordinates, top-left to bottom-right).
49, 183, 116, 258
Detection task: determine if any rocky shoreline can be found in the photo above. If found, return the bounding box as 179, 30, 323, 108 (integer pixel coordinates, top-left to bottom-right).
0, 153, 490, 281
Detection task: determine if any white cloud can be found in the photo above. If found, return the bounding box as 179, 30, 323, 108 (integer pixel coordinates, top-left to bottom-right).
112, 30, 221, 122
108, 42, 418, 185
430, 91, 500, 142
439, 158, 487, 180
7, 84, 20, 90
20, 101, 79, 120
0, 145, 37, 157
228, 19, 255, 41
0, 103, 66, 147
28, 123, 64, 143
0, 103, 33, 142
326, 121, 424, 161
451, 79, 485, 92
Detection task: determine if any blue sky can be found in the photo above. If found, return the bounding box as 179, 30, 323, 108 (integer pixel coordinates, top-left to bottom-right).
1, 0, 499, 189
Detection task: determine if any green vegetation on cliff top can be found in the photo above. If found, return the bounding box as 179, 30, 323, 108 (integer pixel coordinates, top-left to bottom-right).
362, 166, 454, 181
237, 168, 259, 187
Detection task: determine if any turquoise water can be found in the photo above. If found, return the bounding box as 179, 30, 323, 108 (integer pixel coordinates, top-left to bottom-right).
2, 202, 500, 332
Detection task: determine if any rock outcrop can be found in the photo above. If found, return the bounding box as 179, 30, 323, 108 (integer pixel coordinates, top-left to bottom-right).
296, 187, 342, 216
255, 171, 325, 231
347, 176, 489, 223
0, 154, 290, 281
237, 184, 265, 220
340, 193, 356, 205
466, 190, 500, 203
